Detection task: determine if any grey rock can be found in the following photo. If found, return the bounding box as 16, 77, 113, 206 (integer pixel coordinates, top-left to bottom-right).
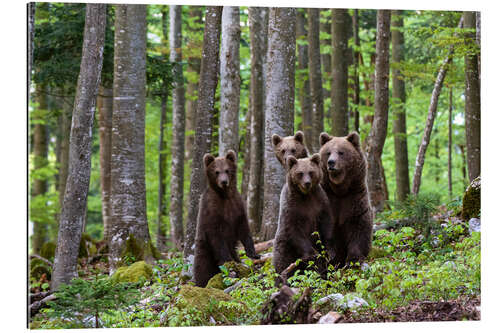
468, 218, 481, 233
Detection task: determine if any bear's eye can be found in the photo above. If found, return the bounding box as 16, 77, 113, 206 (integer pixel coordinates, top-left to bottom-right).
291, 148, 296, 154
338, 151, 344, 156
309, 171, 314, 178
297, 172, 303, 178
215, 171, 220, 175
281, 149, 286, 154
225, 169, 229, 173
326, 152, 331, 156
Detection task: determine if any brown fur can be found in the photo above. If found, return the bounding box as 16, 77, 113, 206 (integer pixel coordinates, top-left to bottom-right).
319, 132, 373, 267
272, 131, 309, 167
272, 154, 334, 274
193, 150, 259, 287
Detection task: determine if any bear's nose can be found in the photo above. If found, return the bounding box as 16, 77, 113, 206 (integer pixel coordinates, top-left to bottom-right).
221, 179, 228, 186
328, 159, 336, 168
304, 181, 311, 188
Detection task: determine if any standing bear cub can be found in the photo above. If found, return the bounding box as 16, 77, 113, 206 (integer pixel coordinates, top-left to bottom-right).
272, 131, 309, 167
194, 150, 259, 287
272, 154, 334, 274
319, 132, 373, 267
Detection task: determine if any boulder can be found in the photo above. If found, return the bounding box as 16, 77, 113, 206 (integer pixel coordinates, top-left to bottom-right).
110, 261, 153, 285
468, 218, 481, 233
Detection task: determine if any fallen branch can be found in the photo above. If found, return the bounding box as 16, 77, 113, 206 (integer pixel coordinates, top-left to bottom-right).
252, 252, 272, 265
30, 293, 56, 318
238, 239, 274, 254
29, 254, 53, 268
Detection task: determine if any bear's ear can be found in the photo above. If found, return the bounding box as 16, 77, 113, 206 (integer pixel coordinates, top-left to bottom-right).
286, 155, 298, 170
203, 153, 215, 168
272, 134, 282, 147
310, 153, 321, 165
294, 131, 304, 144
225, 150, 237, 163
319, 132, 332, 147
346, 132, 360, 149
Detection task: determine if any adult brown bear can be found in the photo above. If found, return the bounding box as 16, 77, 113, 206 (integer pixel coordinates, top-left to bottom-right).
193, 150, 259, 287
318, 132, 373, 267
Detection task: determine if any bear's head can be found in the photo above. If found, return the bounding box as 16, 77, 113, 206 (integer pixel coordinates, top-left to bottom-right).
319, 132, 364, 186
286, 154, 322, 195
272, 131, 308, 167
203, 150, 237, 192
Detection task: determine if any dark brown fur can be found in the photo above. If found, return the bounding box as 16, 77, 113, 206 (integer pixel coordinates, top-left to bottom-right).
272, 131, 309, 167
319, 132, 373, 267
272, 154, 334, 274
193, 150, 259, 287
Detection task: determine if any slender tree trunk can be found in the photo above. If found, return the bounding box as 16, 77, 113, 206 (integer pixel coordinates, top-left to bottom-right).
331, 9, 350, 136
296, 9, 312, 151
58, 94, 72, 213
109, 4, 152, 271
183, 6, 223, 268
464, 11, 481, 182
28, 3, 35, 90
185, 6, 203, 161
157, 93, 168, 252
476, 12, 481, 82
366, 10, 391, 212
352, 9, 360, 133
97, 86, 113, 243
241, 111, 251, 202
320, 9, 331, 98
261, 7, 296, 240
391, 10, 410, 202
169, 5, 186, 252
219, 6, 241, 155
412, 17, 463, 195
51, 4, 106, 290
308, 8, 324, 153
448, 87, 453, 199
247, 7, 268, 237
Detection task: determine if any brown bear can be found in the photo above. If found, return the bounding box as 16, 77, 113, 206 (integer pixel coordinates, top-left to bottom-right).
272, 131, 309, 167
272, 154, 334, 274
318, 132, 373, 267
193, 150, 260, 287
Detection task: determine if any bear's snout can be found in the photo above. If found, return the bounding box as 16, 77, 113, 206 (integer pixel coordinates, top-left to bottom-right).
327, 159, 336, 170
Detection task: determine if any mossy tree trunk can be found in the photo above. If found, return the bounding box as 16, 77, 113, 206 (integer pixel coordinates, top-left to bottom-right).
51, 3, 106, 290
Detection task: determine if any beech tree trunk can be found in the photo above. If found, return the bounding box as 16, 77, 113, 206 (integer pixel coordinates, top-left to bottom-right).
412, 17, 463, 195
464, 11, 481, 182
247, 7, 268, 237
352, 9, 361, 133
51, 3, 106, 290
296, 9, 312, 152
97, 86, 112, 243
261, 7, 296, 241
448, 87, 453, 199
109, 4, 152, 271
219, 6, 241, 155
320, 9, 331, 98
366, 10, 391, 212
183, 6, 222, 268
58, 94, 72, 212
391, 10, 410, 202
308, 8, 324, 153
331, 9, 350, 136
169, 5, 186, 252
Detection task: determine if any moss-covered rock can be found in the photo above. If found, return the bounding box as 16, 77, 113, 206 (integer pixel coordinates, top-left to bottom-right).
30, 258, 51, 281
167, 285, 248, 326
110, 261, 153, 285
206, 273, 225, 289
367, 246, 390, 260
462, 176, 481, 221
206, 261, 252, 290
40, 241, 56, 260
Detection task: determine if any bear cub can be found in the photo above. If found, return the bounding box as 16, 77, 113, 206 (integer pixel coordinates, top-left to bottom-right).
194, 150, 260, 287
272, 131, 309, 168
272, 154, 334, 274
319, 132, 373, 267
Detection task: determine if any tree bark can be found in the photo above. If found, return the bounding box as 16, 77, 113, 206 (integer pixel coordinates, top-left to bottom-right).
320, 9, 331, 98
448, 87, 453, 199
157, 93, 168, 252
366, 10, 391, 212
169, 5, 186, 252
352, 9, 361, 134
261, 7, 296, 240
58, 93, 72, 214
247, 7, 268, 237
183, 6, 222, 268
412, 17, 463, 195
391, 10, 410, 202
51, 3, 106, 290
331, 9, 350, 137
219, 6, 241, 155
109, 4, 152, 271
28, 3, 35, 90
296, 9, 312, 152
308, 8, 324, 153
464, 11, 481, 182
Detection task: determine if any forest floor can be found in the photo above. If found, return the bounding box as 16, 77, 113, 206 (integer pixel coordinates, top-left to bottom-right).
29, 200, 480, 328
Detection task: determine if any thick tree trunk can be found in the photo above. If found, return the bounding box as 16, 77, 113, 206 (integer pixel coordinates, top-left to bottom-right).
366, 10, 391, 212
459, 144, 468, 190
448, 87, 453, 199
464, 11, 481, 182
183, 6, 222, 268
391, 10, 410, 202
352, 9, 361, 134
296, 9, 312, 152
109, 4, 152, 271
51, 3, 106, 290
331, 9, 350, 137
185, 6, 203, 161
308, 8, 324, 153
58, 93, 72, 213
320, 9, 331, 98
219, 6, 241, 155
247, 7, 268, 237
412, 17, 463, 195
261, 7, 296, 240
169, 5, 186, 252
